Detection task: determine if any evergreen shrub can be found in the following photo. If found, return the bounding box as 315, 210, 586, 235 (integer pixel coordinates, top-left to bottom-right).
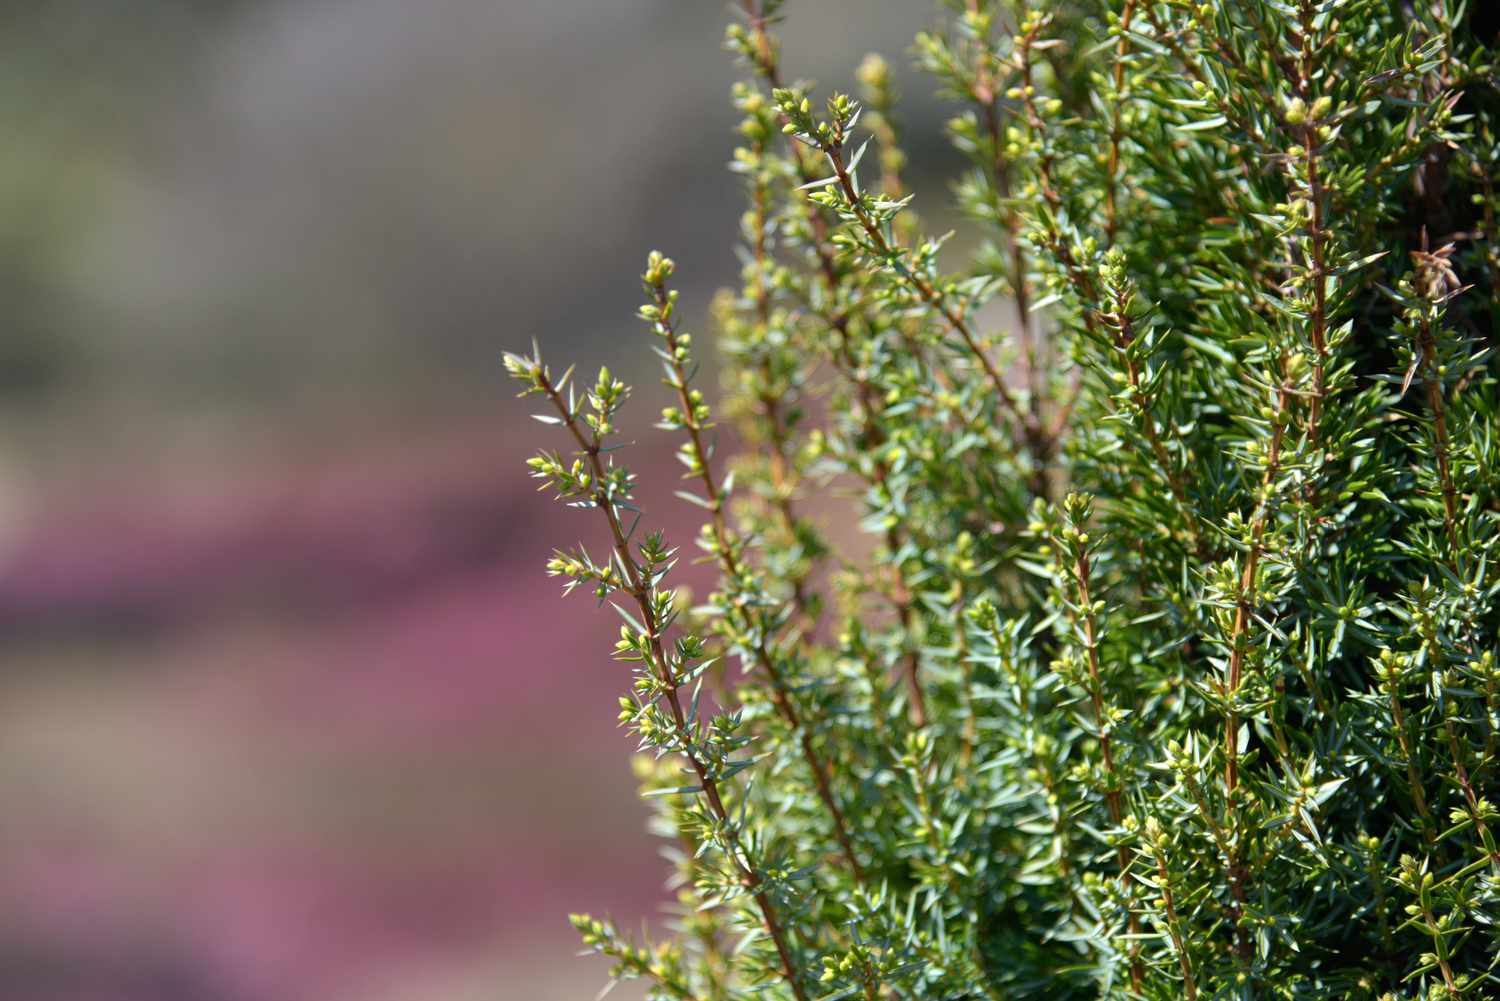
506, 1, 1500, 996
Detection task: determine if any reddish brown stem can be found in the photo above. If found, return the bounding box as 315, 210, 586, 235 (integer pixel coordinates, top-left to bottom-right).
1284, 0, 1332, 444
1417, 317, 1461, 560
1069, 544, 1144, 992
1103, 0, 1137, 247
1221, 374, 1290, 968
1152, 847, 1199, 999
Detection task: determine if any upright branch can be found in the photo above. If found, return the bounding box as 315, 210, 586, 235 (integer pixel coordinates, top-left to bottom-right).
773, 89, 1043, 469
1404, 236, 1468, 562
1219, 368, 1291, 968
1141, 817, 1199, 1000
1223, 372, 1289, 789
1102, 0, 1137, 246
1284, 0, 1332, 442
1010, 13, 1110, 437
644, 252, 865, 878
1418, 319, 1461, 561
1046, 493, 1144, 993
730, 84, 823, 633
1096, 251, 1197, 539
731, 8, 933, 728
917, 4, 1040, 428
1375, 650, 1437, 844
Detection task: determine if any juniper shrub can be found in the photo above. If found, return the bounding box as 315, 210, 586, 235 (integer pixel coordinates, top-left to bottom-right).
506, 2, 1500, 997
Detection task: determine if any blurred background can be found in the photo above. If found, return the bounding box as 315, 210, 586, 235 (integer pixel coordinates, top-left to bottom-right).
0, 2, 956, 999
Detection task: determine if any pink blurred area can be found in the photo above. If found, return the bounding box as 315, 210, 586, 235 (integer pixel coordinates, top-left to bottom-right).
0, 421, 672, 1001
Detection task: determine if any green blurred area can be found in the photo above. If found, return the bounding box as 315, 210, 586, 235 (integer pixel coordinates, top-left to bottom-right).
0, 0, 953, 449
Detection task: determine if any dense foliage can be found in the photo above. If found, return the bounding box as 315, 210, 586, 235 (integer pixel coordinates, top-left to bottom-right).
505, 1, 1500, 997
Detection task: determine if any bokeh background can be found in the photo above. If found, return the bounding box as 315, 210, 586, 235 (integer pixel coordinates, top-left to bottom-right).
0, 3, 957, 999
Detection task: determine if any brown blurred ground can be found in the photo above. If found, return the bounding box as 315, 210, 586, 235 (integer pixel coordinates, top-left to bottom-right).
0, 2, 948, 999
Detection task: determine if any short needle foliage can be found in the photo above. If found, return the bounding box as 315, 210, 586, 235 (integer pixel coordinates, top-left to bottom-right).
506, 2, 1500, 997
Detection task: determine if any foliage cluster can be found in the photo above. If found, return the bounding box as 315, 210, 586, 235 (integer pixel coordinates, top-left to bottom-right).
507, 1, 1500, 997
